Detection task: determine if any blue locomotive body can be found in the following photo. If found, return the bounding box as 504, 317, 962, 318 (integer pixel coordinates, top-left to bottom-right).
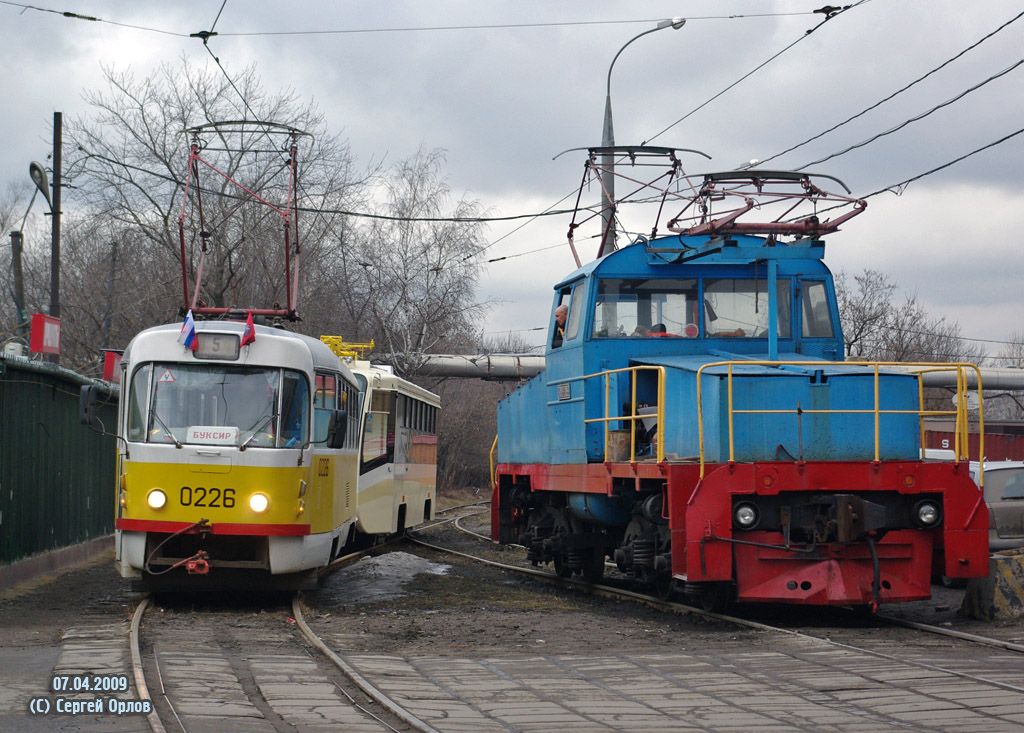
498, 234, 921, 468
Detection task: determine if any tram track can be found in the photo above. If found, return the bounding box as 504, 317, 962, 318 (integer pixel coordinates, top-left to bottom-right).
124, 504, 1023, 732
128, 547, 414, 732
125, 509, 483, 733
411, 505, 1024, 692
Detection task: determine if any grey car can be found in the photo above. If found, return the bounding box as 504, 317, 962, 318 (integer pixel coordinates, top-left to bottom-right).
971, 461, 1024, 551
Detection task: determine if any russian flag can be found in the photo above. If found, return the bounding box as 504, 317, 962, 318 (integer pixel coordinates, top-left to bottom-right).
241, 311, 256, 346
178, 310, 198, 351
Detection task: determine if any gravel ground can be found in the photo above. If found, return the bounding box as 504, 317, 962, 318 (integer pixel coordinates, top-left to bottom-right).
0, 552, 140, 647
1, 505, 1019, 669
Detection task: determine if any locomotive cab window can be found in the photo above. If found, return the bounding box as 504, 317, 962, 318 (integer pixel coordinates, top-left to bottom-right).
592, 278, 698, 338
800, 280, 835, 338
703, 278, 792, 339
552, 282, 583, 348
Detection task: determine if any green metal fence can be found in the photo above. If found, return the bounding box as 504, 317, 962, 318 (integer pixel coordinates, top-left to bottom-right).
0, 354, 118, 566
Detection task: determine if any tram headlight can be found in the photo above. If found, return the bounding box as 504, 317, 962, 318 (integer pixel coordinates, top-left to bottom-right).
912, 499, 942, 528
147, 489, 167, 510
249, 492, 270, 513
733, 501, 759, 530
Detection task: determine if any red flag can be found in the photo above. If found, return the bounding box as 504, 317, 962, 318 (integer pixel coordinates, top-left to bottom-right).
241, 311, 256, 346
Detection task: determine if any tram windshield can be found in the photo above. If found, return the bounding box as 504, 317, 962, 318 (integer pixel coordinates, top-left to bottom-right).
127, 364, 309, 447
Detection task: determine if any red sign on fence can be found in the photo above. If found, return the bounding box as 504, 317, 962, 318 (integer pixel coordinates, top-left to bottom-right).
29, 313, 61, 355
102, 350, 123, 383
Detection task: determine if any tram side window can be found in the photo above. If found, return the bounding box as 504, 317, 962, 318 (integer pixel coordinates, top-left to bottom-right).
362, 390, 394, 470
313, 372, 337, 444
126, 364, 153, 442
400, 395, 439, 466
280, 371, 310, 447
801, 281, 834, 338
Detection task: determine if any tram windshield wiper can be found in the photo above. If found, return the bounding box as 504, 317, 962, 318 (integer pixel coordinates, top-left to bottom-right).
239, 412, 277, 451
149, 411, 182, 449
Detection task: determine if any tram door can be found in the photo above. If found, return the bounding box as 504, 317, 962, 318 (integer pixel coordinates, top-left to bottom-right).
358, 389, 400, 533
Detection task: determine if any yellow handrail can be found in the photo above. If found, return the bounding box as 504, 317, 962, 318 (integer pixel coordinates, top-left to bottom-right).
574, 365, 667, 463
694, 361, 984, 479
489, 434, 498, 491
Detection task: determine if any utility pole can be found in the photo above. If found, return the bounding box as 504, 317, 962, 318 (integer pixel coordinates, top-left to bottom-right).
50, 111, 62, 320
9, 231, 27, 338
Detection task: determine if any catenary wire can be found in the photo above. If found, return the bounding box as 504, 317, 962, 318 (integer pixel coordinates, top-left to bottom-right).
642, 1, 874, 146
757, 8, 1024, 167
0, 2, 817, 38
0, 0, 187, 35
798, 56, 1024, 170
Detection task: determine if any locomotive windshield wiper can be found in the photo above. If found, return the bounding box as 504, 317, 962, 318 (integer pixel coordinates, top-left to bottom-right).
239, 412, 277, 451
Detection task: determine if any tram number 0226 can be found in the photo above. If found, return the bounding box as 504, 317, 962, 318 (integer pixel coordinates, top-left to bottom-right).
180, 486, 235, 508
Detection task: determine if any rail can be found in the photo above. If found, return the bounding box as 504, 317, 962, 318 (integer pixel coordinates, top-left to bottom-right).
694, 361, 984, 481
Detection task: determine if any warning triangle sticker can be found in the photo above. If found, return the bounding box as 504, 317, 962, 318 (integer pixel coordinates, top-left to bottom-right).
158, 369, 176, 383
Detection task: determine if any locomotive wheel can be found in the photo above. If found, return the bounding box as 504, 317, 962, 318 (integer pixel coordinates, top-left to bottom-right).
580, 549, 605, 584
553, 554, 572, 578
940, 574, 967, 589
698, 582, 733, 613
655, 577, 677, 601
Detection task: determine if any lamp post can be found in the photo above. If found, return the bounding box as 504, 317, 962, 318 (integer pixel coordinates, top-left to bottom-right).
7, 162, 49, 342
600, 17, 685, 256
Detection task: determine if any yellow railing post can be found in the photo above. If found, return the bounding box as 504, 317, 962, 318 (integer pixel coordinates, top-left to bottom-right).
657, 366, 665, 463
603, 373, 611, 461
873, 364, 880, 462
727, 363, 735, 463
489, 435, 498, 491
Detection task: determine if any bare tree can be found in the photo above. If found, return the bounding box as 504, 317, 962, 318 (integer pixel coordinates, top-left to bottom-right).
324, 148, 488, 378
835, 269, 897, 359
985, 331, 1024, 420
835, 267, 987, 416
426, 333, 535, 493
66, 58, 364, 334
835, 268, 985, 364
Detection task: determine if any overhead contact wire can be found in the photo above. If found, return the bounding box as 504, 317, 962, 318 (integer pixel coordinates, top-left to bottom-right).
642, 2, 874, 146
799, 56, 1024, 169
758, 8, 1024, 167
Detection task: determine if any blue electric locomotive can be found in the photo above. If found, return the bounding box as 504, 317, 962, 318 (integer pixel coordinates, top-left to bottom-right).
492, 154, 988, 611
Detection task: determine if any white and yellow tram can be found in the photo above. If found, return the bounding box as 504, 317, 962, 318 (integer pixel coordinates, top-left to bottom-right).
104, 320, 437, 589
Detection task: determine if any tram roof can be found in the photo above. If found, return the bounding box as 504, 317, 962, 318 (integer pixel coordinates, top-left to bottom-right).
123, 321, 357, 385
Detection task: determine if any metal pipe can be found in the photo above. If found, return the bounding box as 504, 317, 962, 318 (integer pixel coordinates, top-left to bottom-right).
894, 365, 1024, 390
417, 354, 546, 380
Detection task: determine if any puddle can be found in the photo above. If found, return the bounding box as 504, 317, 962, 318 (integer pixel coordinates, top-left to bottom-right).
316, 551, 451, 605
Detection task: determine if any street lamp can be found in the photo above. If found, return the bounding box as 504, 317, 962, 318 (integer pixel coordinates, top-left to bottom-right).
600, 17, 686, 256
6, 161, 51, 343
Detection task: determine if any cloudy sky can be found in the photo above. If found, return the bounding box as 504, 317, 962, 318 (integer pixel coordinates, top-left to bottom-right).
2, 1, 1022, 356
